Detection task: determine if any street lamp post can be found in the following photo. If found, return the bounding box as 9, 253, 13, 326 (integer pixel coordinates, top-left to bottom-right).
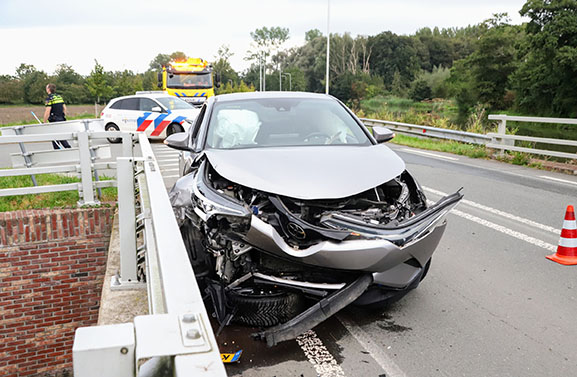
282, 73, 292, 91
325, 0, 330, 94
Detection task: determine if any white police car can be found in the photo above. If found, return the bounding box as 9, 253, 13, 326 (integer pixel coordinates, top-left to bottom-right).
101, 92, 200, 143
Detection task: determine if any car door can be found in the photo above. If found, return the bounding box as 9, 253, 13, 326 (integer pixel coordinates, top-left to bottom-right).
118, 97, 141, 132
137, 97, 164, 137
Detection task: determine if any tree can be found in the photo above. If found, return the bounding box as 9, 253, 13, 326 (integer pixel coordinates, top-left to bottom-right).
213, 45, 239, 93
246, 26, 290, 89
53, 64, 90, 104
86, 60, 113, 104
409, 79, 432, 101
15, 64, 48, 104
368, 32, 421, 89
513, 0, 577, 116
0, 75, 23, 104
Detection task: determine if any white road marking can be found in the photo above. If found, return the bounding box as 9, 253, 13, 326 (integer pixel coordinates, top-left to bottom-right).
451, 208, 556, 252
160, 168, 179, 173
161, 174, 180, 178
337, 315, 407, 377
400, 148, 459, 161
158, 163, 179, 167
296, 330, 346, 377
423, 186, 559, 235
539, 175, 577, 186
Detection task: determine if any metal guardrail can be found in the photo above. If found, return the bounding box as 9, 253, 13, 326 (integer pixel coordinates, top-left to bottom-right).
361, 115, 577, 160
487, 114, 577, 159
360, 117, 491, 145
0, 120, 131, 205
0, 120, 225, 376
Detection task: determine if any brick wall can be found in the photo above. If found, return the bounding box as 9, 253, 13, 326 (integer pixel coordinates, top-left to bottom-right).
0, 207, 114, 377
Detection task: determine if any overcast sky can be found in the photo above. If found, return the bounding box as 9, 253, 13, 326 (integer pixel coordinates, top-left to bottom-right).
0, 0, 528, 76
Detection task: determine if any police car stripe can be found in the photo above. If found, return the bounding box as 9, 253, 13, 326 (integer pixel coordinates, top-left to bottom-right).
137, 112, 153, 131
174, 92, 181, 97
201, 92, 206, 97
181, 92, 186, 97
150, 120, 171, 136
173, 116, 186, 124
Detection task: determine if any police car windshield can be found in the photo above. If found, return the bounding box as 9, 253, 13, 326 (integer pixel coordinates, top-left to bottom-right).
156, 97, 194, 110
167, 73, 213, 89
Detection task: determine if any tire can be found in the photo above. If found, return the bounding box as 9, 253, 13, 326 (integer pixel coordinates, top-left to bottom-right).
166, 123, 184, 137
227, 287, 306, 328
105, 123, 121, 143
180, 221, 213, 277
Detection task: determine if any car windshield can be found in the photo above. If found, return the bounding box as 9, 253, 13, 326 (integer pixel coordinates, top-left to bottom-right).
167, 73, 212, 89
205, 98, 371, 149
156, 96, 195, 110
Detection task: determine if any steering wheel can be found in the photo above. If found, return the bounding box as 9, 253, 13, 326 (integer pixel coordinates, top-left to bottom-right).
302, 132, 332, 144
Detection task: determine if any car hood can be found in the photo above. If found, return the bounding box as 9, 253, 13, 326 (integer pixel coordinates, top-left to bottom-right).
204, 144, 406, 200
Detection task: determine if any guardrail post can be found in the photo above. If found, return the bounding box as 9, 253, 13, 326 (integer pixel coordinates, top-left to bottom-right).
77, 131, 99, 206
121, 133, 134, 158
497, 117, 507, 156
113, 157, 141, 289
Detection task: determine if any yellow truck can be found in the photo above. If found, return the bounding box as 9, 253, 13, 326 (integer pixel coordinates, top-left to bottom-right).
158, 58, 220, 107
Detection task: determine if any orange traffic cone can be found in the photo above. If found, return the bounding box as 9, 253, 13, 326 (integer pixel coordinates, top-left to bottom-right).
546, 205, 577, 265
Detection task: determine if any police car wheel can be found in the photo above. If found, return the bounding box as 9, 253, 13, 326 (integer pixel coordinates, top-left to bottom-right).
105, 123, 121, 143
166, 123, 184, 136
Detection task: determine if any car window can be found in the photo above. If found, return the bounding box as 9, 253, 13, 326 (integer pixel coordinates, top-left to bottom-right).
140, 98, 158, 112
192, 104, 206, 141
110, 99, 123, 110
205, 98, 371, 149
121, 98, 139, 111
156, 96, 194, 110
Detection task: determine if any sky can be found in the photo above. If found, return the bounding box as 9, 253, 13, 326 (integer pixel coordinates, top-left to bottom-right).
0, 0, 528, 77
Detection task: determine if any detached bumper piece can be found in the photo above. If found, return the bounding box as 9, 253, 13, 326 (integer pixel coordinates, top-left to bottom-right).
253, 273, 373, 347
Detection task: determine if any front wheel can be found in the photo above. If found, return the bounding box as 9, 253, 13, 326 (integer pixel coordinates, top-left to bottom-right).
227, 287, 306, 327
166, 123, 184, 137
105, 123, 121, 143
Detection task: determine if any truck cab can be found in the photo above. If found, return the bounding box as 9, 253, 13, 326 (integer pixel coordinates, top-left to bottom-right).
158, 58, 220, 107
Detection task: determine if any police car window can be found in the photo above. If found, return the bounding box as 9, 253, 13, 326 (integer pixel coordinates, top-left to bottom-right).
110, 100, 123, 109
156, 97, 194, 110
121, 98, 139, 111
139, 98, 157, 112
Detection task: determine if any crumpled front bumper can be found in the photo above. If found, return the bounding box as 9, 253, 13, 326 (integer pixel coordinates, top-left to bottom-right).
242, 191, 462, 284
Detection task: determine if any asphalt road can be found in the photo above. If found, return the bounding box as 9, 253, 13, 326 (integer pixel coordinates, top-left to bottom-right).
147, 142, 577, 377
6, 137, 575, 376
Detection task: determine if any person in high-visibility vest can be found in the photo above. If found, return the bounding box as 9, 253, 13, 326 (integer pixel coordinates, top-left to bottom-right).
43, 83, 70, 149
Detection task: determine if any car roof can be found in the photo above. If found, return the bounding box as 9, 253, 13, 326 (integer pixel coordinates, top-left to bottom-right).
109, 93, 176, 102
213, 91, 333, 103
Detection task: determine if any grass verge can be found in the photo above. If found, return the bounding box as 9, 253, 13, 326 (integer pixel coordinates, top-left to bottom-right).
390, 134, 489, 159
0, 173, 117, 212
0, 113, 95, 128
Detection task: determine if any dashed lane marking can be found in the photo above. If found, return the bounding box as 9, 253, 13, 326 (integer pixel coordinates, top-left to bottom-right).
423, 186, 559, 235
539, 175, 577, 186
296, 330, 346, 377
161, 174, 180, 178
160, 168, 179, 173
400, 148, 459, 161
451, 208, 556, 252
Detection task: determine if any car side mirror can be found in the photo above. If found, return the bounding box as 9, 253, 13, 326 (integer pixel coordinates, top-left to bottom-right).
164, 132, 192, 151
151, 106, 162, 112
373, 126, 395, 143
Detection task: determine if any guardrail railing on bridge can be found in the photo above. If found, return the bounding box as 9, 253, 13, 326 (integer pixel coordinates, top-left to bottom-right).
0, 121, 226, 376
360, 115, 577, 161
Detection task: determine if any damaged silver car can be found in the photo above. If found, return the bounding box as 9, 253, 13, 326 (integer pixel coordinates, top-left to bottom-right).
167, 92, 462, 346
